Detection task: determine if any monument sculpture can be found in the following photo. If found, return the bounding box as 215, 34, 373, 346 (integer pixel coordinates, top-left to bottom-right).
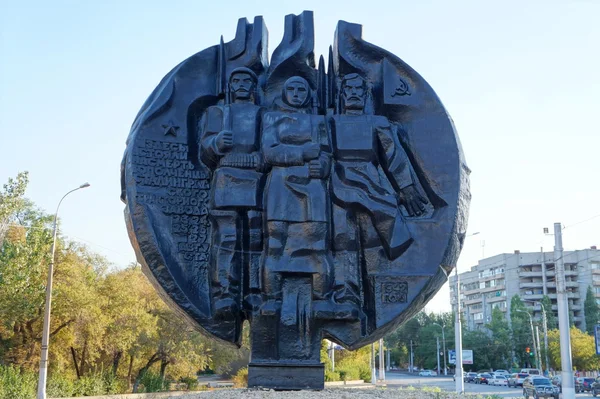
121, 10, 470, 390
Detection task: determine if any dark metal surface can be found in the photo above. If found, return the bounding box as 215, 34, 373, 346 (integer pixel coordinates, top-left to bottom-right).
121, 10, 470, 390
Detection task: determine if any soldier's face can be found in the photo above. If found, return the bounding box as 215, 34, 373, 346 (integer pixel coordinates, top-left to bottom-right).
285, 81, 309, 107
343, 78, 366, 109
231, 73, 255, 100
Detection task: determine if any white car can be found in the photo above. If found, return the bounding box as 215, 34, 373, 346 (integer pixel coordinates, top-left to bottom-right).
419, 370, 435, 376
490, 374, 508, 386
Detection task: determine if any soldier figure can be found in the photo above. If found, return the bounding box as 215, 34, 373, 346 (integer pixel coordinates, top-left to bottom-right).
199, 67, 264, 320
331, 73, 428, 309
261, 76, 332, 301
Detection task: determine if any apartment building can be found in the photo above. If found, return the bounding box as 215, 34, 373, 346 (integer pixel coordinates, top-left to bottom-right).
449, 247, 600, 330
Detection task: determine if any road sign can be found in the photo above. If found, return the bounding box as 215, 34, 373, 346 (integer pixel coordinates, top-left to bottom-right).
448, 349, 473, 364
595, 325, 600, 355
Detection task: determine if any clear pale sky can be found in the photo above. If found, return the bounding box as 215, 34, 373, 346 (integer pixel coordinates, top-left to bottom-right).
1, 0, 598, 313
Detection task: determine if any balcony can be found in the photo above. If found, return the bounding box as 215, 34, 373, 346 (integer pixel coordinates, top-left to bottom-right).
519, 282, 544, 289
464, 298, 483, 305
565, 270, 578, 277
547, 293, 580, 300
523, 293, 544, 300
519, 271, 543, 278
592, 269, 600, 275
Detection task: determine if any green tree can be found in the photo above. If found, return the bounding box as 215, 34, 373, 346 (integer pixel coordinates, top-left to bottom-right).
462, 329, 493, 370
0, 171, 29, 246
540, 295, 557, 330
510, 294, 533, 368
485, 307, 512, 369
584, 286, 600, 334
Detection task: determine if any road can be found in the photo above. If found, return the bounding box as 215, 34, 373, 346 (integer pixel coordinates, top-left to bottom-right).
384, 372, 593, 399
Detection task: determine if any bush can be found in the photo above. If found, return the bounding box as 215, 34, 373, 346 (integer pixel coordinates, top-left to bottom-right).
338, 366, 361, 381
325, 369, 340, 382
0, 365, 36, 399
47, 374, 76, 397
139, 371, 166, 393
179, 376, 199, 391
232, 367, 248, 388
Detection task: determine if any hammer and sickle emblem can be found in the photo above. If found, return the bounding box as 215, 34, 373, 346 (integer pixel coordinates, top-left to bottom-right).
391, 79, 410, 97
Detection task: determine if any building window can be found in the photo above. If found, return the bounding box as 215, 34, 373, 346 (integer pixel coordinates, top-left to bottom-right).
474, 313, 483, 320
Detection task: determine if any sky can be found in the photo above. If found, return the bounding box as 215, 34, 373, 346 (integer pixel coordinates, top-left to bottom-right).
1, 0, 598, 314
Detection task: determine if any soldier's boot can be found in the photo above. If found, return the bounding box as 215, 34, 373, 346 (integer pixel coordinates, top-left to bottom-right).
209, 209, 240, 320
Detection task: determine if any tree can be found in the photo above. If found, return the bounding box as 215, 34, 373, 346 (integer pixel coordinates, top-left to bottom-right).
0, 172, 29, 246
548, 327, 600, 371
510, 295, 533, 368
541, 295, 557, 330
485, 307, 512, 369
584, 286, 600, 334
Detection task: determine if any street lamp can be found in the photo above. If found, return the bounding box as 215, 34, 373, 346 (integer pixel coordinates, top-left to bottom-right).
523, 300, 549, 375
37, 183, 90, 399
515, 309, 538, 368
454, 231, 479, 393
432, 322, 447, 376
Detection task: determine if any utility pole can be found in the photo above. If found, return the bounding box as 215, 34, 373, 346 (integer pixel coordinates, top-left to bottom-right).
379, 338, 385, 381
455, 267, 464, 393
540, 303, 549, 375
554, 222, 575, 399
371, 342, 376, 385
433, 322, 447, 375
410, 340, 414, 373
516, 309, 537, 368
536, 326, 543, 372
386, 348, 390, 371
330, 341, 335, 371
436, 337, 441, 376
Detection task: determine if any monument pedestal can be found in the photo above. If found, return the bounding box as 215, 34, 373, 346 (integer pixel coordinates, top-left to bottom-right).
248, 363, 325, 390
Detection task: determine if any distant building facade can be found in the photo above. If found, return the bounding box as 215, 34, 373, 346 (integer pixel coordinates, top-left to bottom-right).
449, 248, 600, 330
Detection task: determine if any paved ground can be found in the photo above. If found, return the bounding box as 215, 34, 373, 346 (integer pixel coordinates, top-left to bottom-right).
384, 371, 593, 398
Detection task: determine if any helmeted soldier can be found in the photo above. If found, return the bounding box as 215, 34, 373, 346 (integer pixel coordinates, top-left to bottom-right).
331, 72, 428, 308
199, 67, 264, 320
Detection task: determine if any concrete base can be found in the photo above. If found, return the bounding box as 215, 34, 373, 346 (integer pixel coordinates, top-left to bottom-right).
248, 362, 325, 390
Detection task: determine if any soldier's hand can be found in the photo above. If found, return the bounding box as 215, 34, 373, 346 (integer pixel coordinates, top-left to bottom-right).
216, 130, 233, 153
398, 185, 428, 217
303, 143, 320, 161
309, 159, 323, 178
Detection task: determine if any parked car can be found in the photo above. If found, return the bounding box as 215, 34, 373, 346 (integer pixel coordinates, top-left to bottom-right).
551, 375, 582, 393
521, 368, 541, 376
489, 373, 508, 386
475, 373, 492, 384
419, 370, 435, 376
495, 369, 509, 375
581, 377, 596, 392
523, 376, 559, 399
509, 373, 530, 388
466, 372, 478, 383
591, 378, 600, 396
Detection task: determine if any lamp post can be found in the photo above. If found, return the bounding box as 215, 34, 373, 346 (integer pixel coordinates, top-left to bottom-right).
432, 322, 446, 375
524, 300, 550, 375
516, 309, 537, 368
454, 231, 479, 393
37, 183, 90, 399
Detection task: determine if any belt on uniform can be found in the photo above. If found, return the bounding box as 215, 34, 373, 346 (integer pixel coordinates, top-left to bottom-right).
219, 153, 258, 169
